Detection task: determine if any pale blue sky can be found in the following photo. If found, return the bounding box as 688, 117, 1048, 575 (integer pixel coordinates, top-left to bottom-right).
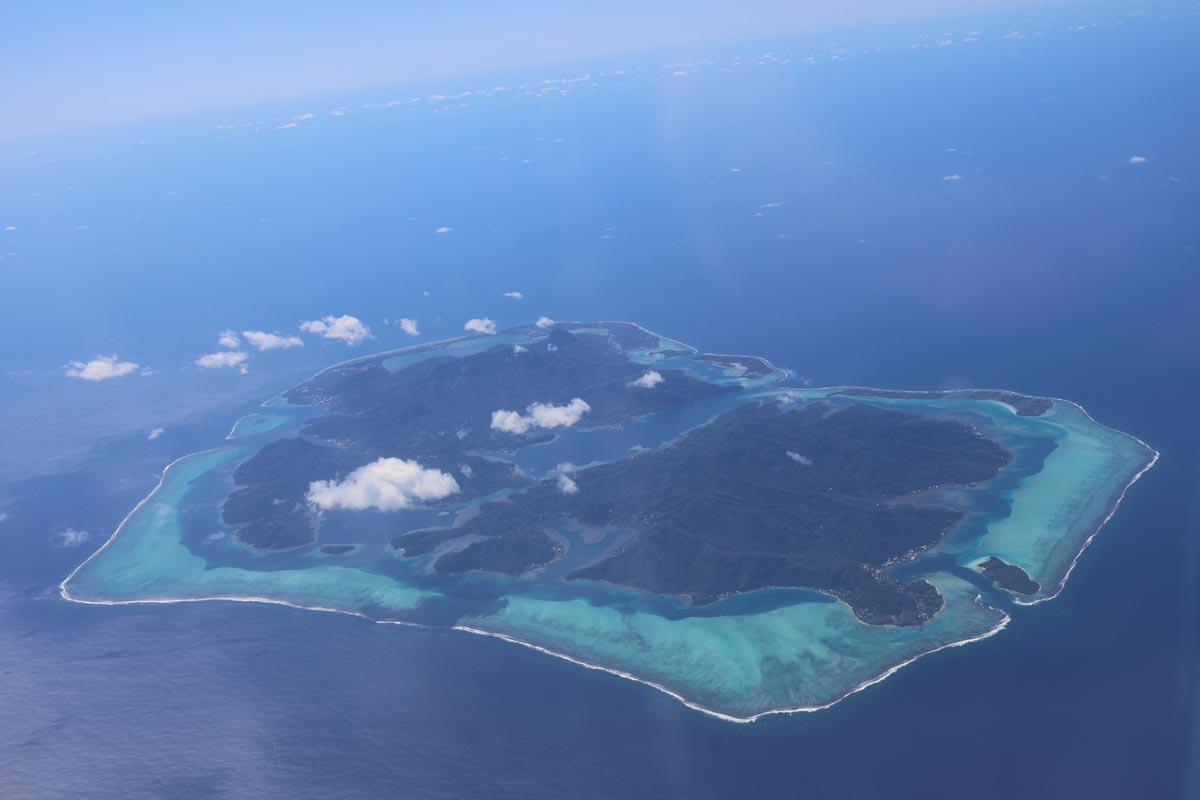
2, 0, 1022, 139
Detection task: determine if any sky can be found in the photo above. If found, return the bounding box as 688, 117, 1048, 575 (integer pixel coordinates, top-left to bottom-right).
3, 0, 1030, 139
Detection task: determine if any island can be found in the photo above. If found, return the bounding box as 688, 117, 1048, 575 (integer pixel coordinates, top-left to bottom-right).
406, 401, 1009, 625
60, 321, 1158, 721
978, 556, 1041, 595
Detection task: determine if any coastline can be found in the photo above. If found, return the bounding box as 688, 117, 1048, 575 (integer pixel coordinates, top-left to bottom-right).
57, 324, 1158, 722
453, 602, 1013, 724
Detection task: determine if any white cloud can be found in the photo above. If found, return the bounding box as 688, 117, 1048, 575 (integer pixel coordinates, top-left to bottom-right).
243, 330, 304, 351
147, 427, 165, 441
630, 371, 664, 388
459, 463, 475, 478
535, 316, 555, 328
307, 457, 460, 512
56, 528, 91, 547
786, 451, 813, 465
513, 344, 529, 354
502, 291, 524, 299
942, 174, 962, 182
65, 354, 140, 382
300, 315, 372, 345
293, 112, 316, 120
398, 318, 420, 337
556, 473, 579, 495
491, 398, 590, 435
196, 351, 249, 370
464, 318, 497, 335
218, 329, 240, 349
435, 226, 454, 234
1128, 155, 1148, 165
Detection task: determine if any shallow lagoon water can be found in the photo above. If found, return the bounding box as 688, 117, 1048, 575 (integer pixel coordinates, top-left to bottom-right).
61, 327, 1156, 720
1, 9, 1194, 792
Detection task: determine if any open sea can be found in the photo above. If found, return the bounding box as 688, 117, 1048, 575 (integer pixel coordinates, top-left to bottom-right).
1, 3, 1198, 797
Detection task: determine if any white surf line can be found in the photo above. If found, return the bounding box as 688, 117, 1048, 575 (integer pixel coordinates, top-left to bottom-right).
804, 386, 1160, 605
455, 601, 1013, 724
59, 448, 229, 602
56, 440, 1018, 723
1012, 395, 1160, 605
58, 337, 1158, 721
1013, 446, 1160, 606
56, 450, 431, 621
224, 413, 263, 440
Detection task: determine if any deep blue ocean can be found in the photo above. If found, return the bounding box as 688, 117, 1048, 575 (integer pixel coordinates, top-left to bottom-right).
2, 4, 1198, 797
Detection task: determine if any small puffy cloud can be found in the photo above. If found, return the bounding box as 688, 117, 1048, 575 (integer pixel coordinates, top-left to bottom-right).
459, 462, 475, 478
196, 351, 249, 370
300, 315, 372, 345
502, 291, 524, 300
942, 174, 962, 182
293, 112, 316, 120
243, 330, 304, 351
555, 462, 579, 494
491, 398, 590, 435
218, 329, 241, 349
777, 389, 805, 406
513, 344, 529, 354
56, 528, 91, 547
307, 457, 460, 512
464, 318, 497, 335
398, 318, 420, 337
535, 316, 555, 328
630, 371, 664, 388
435, 226, 454, 234
65, 354, 140, 382
1127, 155, 1148, 165
147, 427, 165, 441
786, 451, 813, 466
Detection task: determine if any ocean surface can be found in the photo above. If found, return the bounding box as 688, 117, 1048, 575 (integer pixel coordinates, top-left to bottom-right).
2, 2, 1199, 797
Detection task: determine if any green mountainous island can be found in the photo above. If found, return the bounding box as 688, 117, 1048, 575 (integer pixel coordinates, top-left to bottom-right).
62, 322, 1157, 720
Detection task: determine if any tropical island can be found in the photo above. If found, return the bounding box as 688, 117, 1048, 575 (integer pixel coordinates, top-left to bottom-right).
60, 321, 1158, 721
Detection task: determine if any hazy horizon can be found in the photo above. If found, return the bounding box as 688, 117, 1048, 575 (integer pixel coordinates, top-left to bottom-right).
4, 0, 1038, 139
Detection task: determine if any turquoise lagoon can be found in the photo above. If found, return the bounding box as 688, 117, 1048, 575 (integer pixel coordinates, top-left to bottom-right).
61, 329, 1157, 721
